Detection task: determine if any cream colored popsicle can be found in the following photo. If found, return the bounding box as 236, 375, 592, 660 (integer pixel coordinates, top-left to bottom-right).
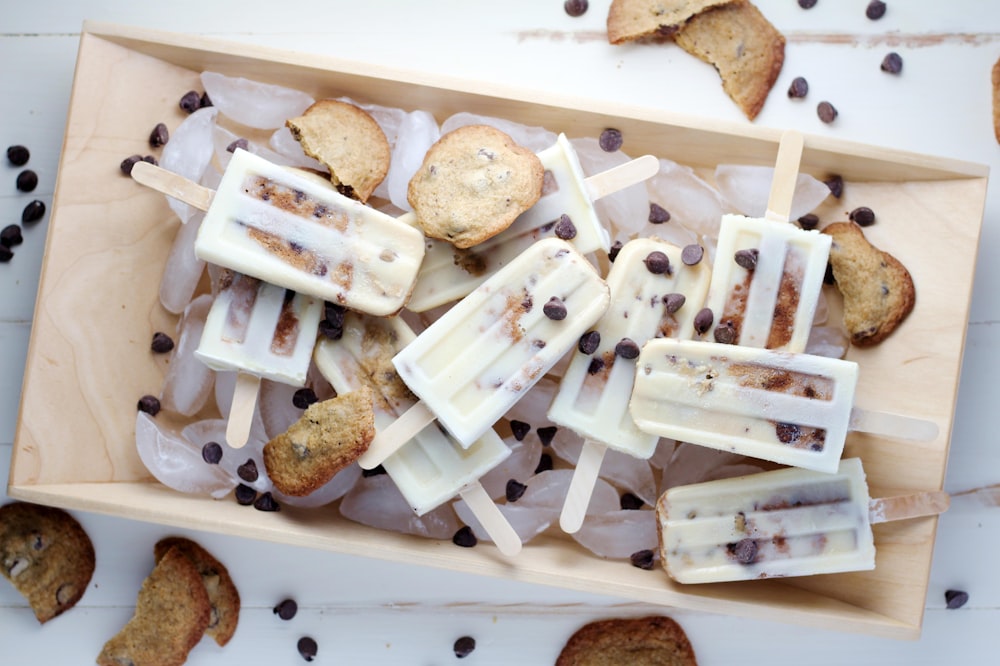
195, 270, 323, 448
358, 237, 611, 469
405, 133, 656, 312
313, 313, 521, 555
657, 457, 949, 583
630, 338, 939, 473
547, 237, 711, 532
132, 149, 425, 316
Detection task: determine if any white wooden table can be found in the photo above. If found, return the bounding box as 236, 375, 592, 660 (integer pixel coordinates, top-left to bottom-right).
2, 1, 998, 663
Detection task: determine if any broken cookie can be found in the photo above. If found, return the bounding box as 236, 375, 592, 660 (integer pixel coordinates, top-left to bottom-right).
556, 615, 699, 666
606, 0, 734, 44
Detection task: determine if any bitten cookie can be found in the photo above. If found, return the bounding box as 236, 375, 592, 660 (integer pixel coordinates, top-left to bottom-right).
154, 537, 240, 647
606, 0, 734, 45
263, 387, 376, 496
673, 0, 785, 120
823, 221, 916, 347
407, 124, 545, 248
97, 546, 211, 666
285, 99, 391, 203
555, 615, 699, 666
0, 501, 95, 624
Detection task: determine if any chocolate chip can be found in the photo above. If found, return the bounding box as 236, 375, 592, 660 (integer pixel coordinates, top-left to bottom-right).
1, 225, 23, 248
607, 240, 623, 262
120, 154, 143, 175
776, 423, 801, 443
630, 549, 656, 570
202, 442, 223, 464
734, 248, 759, 271
787, 76, 809, 98
578, 330, 601, 355
179, 90, 202, 114
535, 453, 554, 474
554, 214, 577, 240
693, 308, 714, 335
297, 636, 318, 661
142, 155, 158, 166
714, 321, 737, 345
254, 492, 280, 512
318, 318, 343, 340
505, 479, 528, 502
648, 203, 671, 224
945, 589, 969, 609
817, 101, 838, 124
16, 170, 38, 192
148, 122, 169, 148
866, 0, 886, 20
615, 337, 640, 360
824, 174, 844, 198
137, 394, 161, 416
6, 145, 29, 166
564, 0, 588, 16
681, 244, 704, 266
543, 296, 568, 320
849, 206, 876, 227
798, 0, 817, 8
587, 357, 605, 375
644, 251, 671, 275
824, 261, 836, 285
731, 538, 758, 564
797, 213, 819, 230
292, 388, 318, 409
238, 459, 259, 483
510, 420, 531, 441
599, 128, 623, 152
274, 598, 298, 620
0, 245, 12, 262
452, 526, 478, 548
536, 426, 557, 446
199, 92, 213, 108
21, 200, 46, 224
620, 493, 643, 510
663, 293, 686, 314
234, 484, 256, 505
881, 52, 903, 74
454, 635, 477, 659
150, 331, 175, 353
226, 138, 249, 153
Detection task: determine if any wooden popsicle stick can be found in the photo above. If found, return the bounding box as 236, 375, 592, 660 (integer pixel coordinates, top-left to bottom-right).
848, 407, 940, 442
559, 439, 608, 534
357, 401, 437, 470
131, 160, 215, 213
869, 490, 950, 524
458, 481, 522, 556
764, 129, 805, 223
225, 371, 261, 449
583, 154, 659, 202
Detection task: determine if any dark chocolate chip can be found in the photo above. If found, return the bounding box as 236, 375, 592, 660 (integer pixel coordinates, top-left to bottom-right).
452, 526, 478, 548
150, 331, 175, 353
137, 394, 161, 416
0, 246, 12, 263
693, 308, 714, 335
787, 76, 809, 98
543, 296, 568, 320
563, 0, 588, 17
866, 0, 886, 20
731, 538, 758, 564
620, 493, 644, 510
554, 214, 577, 240
505, 479, 528, 502
201, 442, 223, 464
6, 145, 29, 166
534, 453, 554, 474
714, 321, 737, 345
16, 170, 38, 192
142, 155, 158, 166
292, 388, 318, 409
648, 203, 671, 224
148, 122, 169, 148
798, 0, 818, 8
318, 319, 343, 340
630, 549, 656, 570
824, 261, 836, 285
510, 420, 531, 441
607, 240, 623, 262
362, 465, 387, 477
21, 200, 46, 224
881, 52, 903, 74
454, 635, 477, 659
797, 213, 819, 230
1, 225, 23, 248
945, 589, 969, 609
599, 128, 623, 152
615, 337, 640, 360
644, 251, 671, 275
226, 138, 249, 153
587, 357, 605, 375
663, 293, 686, 314
824, 174, 844, 198
578, 330, 601, 355
254, 492, 280, 512
849, 206, 876, 227
234, 484, 257, 505
199, 91, 213, 108
273, 598, 298, 620
734, 248, 759, 271
297, 636, 318, 662
536, 426, 557, 446
817, 101, 838, 124
681, 244, 704, 266
776, 423, 801, 443
238, 459, 259, 483
120, 154, 143, 175
179, 90, 202, 114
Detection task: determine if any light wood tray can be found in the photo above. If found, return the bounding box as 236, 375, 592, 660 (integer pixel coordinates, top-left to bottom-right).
9, 22, 988, 639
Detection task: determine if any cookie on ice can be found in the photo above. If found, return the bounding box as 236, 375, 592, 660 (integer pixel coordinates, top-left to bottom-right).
606, 0, 734, 45
555, 615, 699, 666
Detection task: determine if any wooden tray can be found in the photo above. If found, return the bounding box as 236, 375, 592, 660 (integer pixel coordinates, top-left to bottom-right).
8, 21, 988, 639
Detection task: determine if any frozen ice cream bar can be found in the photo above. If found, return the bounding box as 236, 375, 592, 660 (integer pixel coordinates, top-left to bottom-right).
658, 457, 949, 583
358, 237, 611, 469
630, 338, 939, 473
547, 237, 711, 532
405, 134, 656, 312
132, 150, 425, 316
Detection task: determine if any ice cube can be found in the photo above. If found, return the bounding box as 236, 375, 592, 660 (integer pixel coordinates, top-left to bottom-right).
479, 435, 542, 501
386, 110, 440, 210
159, 211, 206, 315
550, 431, 658, 505
201, 71, 314, 130
806, 325, 850, 359
441, 112, 557, 153
160, 106, 218, 224
135, 412, 234, 499
714, 164, 830, 221
571, 137, 648, 238
273, 464, 362, 508
181, 418, 272, 493
572, 509, 657, 559
660, 443, 754, 494
258, 379, 305, 441
516, 469, 619, 515
452, 499, 555, 544
644, 158, 725, 241
340, 474, 460, 539
160, 294, 215, 416
268, 126, 327, 171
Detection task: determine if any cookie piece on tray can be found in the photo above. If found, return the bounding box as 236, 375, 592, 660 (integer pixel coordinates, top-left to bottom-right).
407, 124, 545, 248
555, 615, 699, 665
823, 221, 916, 347
286, 99, 391, 203
607, 0, 734, 44
0, 501, 96, 624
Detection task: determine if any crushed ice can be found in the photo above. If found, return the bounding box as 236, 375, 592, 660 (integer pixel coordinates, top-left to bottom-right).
135, 412, 234, 499
340, 473, 460, 539
160, 106, 218, 223
201, 71, 314, 130
159, 294, 215, 416
714, 164, 830, 221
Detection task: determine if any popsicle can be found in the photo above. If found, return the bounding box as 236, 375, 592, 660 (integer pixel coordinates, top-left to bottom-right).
547, 237, 712, 532
629, 337, 939, 473
657, 457, 949, 583
404, 133, 657, 312
358, 237, 611, 469
313, 313, 522, 555
131, 148, 425, 317
195, 270, 323, 447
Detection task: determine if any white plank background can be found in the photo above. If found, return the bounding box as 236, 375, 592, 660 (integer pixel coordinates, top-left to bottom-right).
2, 1, 999, 663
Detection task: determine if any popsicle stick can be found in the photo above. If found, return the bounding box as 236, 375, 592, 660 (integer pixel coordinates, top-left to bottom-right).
226, 371, 260, 449
130, 161, 215, 213
458, 481, 522, 556
869, 490, 950, 524
583, 154, 659, 201
764, 129, 805, 223
559, 440, 608, 534
357, 401, 436, 469
849, 407, 940, 442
